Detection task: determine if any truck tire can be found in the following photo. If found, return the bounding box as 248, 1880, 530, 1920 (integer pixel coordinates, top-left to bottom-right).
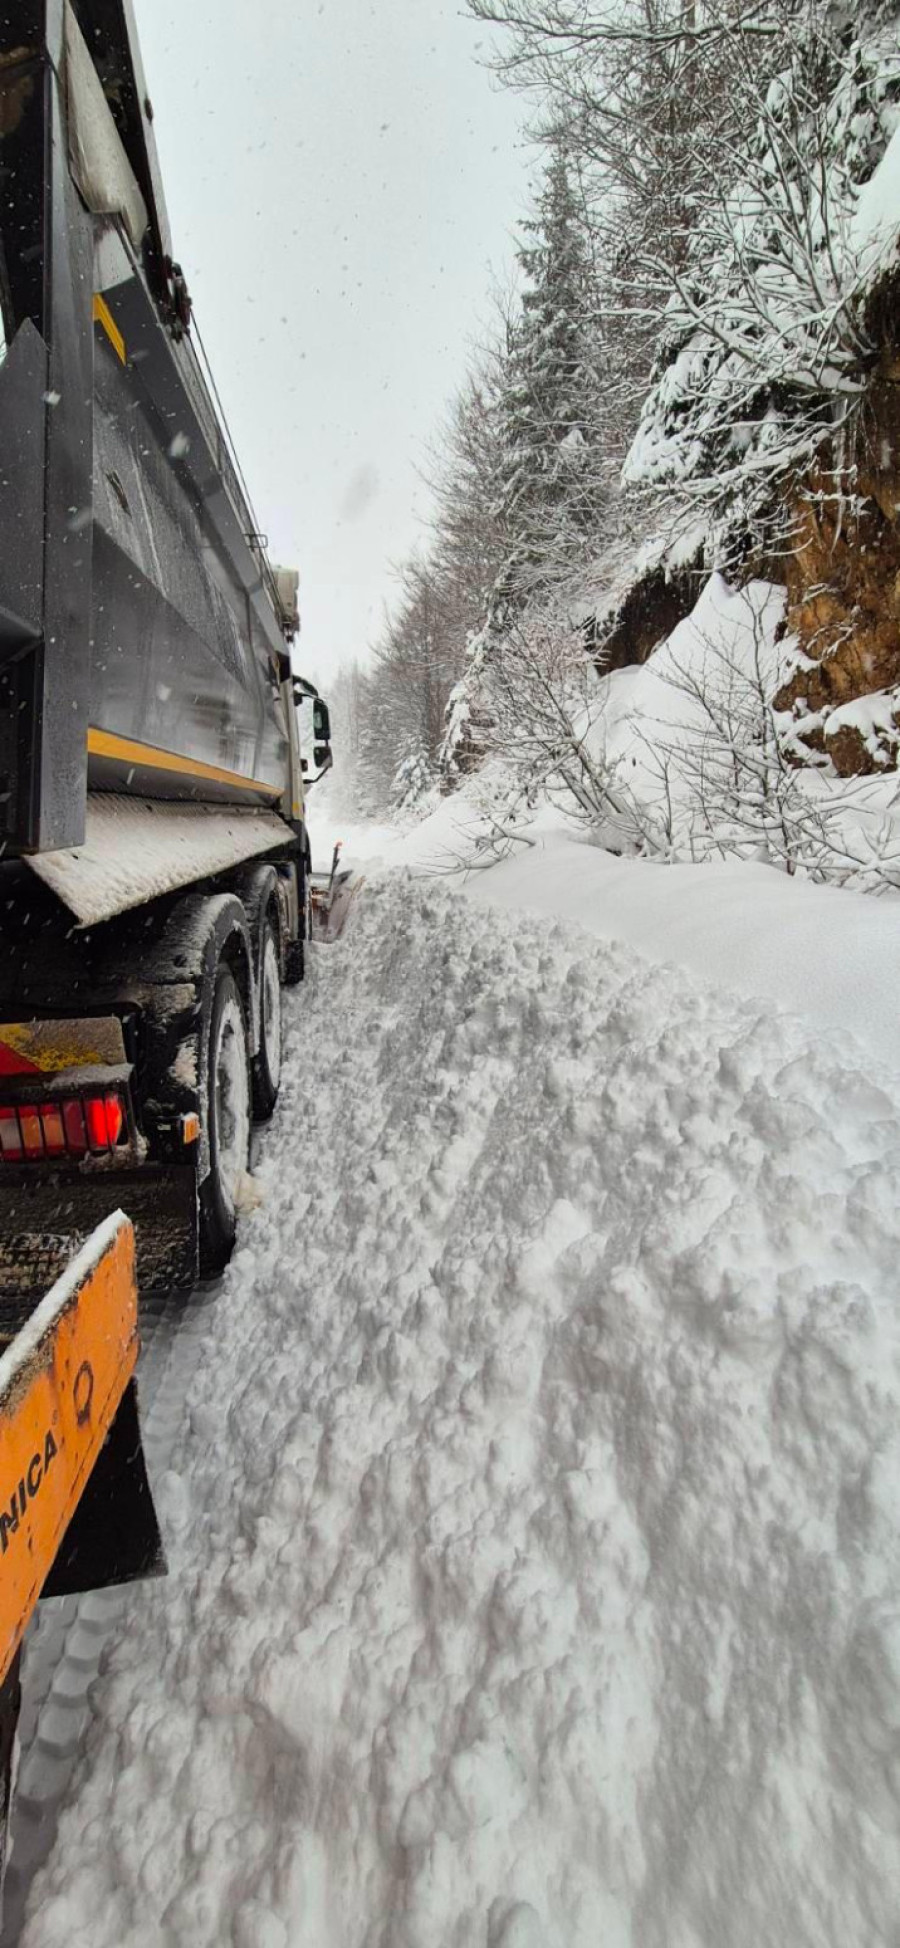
251, 914, 283, 1121
199, 964, 251, 1275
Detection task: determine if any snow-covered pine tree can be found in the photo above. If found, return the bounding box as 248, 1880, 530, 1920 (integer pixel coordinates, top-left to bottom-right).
467, 0, 760, 466
437, 143, 615, 792
422, 352, 512, 648
355, 351, 512, 810
496, 135, 606, 601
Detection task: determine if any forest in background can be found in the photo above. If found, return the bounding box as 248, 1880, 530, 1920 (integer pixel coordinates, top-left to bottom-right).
327, 0, 900, 892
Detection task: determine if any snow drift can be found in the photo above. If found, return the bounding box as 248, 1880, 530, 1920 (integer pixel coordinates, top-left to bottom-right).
21, 874, 900, 1948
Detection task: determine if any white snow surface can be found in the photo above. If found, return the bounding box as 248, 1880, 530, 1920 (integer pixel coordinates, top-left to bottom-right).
595, 572, 787, 780
851, 121, 900, 287
464, 839, 900, 1083
22, 873, 900, 1947
29, 797, 293, 927
308, 803, 900, 1082
823, 687, 900, 765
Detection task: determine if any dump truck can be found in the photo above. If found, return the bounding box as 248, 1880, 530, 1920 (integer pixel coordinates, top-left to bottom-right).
0, 0, 333, 1300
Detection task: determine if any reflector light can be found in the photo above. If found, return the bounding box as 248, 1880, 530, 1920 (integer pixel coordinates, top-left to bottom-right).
39, 1103, 66, 1157
19, 1108, 44, 1159
0, 1109, 22, 1163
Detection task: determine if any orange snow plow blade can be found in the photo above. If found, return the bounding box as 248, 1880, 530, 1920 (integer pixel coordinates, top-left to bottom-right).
0, 1213, 163, 1688
309, 842, 364, 943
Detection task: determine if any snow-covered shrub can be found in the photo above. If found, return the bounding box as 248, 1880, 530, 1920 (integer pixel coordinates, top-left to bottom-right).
583, 573, 900, 887
391, 748, 439, 813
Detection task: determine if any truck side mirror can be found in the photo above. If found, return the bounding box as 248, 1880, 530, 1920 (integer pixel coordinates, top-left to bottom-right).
313, 699, 331, 743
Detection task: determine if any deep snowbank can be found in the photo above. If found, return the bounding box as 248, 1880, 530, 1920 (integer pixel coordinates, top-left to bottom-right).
320, 569, 899, 1085
23, 876, 900, 1947
312, 794, 900, 1080
464, 835, 900, 1081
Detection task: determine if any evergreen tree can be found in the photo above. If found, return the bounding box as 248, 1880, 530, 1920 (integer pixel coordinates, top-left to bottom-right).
436, 146, 614, 790
496, 136, 606, 598
356, 350, 512, 811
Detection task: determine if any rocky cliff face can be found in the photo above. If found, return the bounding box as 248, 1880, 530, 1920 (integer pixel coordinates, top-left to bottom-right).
590, 562, 698, 676
774, 279, 900, 777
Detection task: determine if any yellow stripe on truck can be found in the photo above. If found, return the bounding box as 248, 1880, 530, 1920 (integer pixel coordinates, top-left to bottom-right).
93, 295, 126, 365
87, 728, 282, 799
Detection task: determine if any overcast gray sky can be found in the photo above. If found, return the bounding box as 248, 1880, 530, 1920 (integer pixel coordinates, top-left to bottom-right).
133, 0, 531, 685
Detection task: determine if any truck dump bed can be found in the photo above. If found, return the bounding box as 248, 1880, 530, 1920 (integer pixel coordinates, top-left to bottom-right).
0, 4, 326, 1303
0, 0, 300, 863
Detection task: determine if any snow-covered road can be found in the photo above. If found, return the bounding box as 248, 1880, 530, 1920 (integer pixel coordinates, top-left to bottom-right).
21, 873, 900, 1947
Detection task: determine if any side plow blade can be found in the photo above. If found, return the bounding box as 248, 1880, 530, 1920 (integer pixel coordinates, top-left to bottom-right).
309, 842, 365, 943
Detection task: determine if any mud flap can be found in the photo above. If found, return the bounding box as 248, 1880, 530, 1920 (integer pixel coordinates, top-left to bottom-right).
42, 1379, 165, 1597
0, 1164, 199, 1302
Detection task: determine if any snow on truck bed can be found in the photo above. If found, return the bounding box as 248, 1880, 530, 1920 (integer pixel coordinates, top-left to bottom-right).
23, 875, 900, 1948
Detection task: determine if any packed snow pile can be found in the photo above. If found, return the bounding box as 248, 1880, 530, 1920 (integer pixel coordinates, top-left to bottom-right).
464, 838, 900, 1082
310, 782, 900, 1083
23, 876, 900, 1948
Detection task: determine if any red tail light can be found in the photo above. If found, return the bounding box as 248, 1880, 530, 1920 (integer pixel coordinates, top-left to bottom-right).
103, 1093, 125, 1147
0, 1092, 128, 1162
85, 1096, 108, 1151
85, 1093, 124, 1152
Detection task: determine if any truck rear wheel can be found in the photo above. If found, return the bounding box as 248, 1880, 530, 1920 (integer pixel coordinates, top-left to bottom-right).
251, 915, 282, 1121
199, 965, 251, 1275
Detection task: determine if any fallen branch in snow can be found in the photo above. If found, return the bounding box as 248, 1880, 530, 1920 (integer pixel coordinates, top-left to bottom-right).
468, 818, 541, 871
412, 812, 542, 881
